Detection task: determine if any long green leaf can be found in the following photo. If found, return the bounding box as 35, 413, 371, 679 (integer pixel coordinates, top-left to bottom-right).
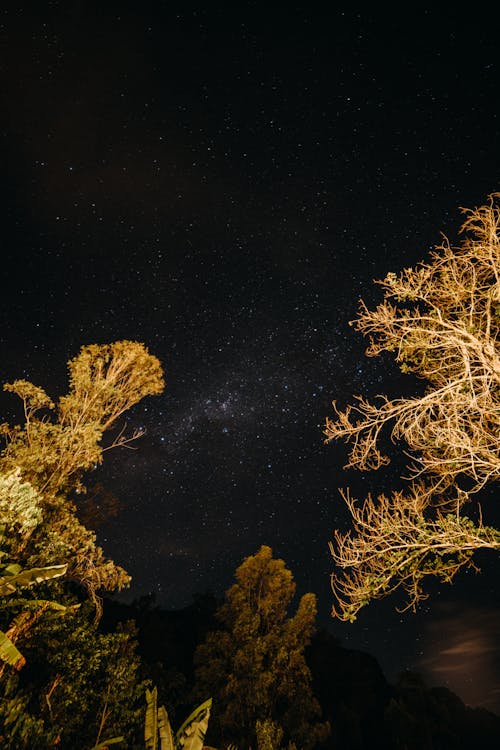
158, 705, 174, 750
0, 629, 24, 669
177, 710, 210, 750
0, 564, 68, 594
175, 698, 212, 741
0, 563, 67, 595
10, 598, 72, 613
175, 699, 212, 750
145, 686, 158, 750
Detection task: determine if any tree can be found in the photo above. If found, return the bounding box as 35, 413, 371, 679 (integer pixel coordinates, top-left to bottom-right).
0, 340, 164, 498
324, 194, 500, 621
0, 341, 165, 746
0, 340, 164, 610
192, 545, 329, 750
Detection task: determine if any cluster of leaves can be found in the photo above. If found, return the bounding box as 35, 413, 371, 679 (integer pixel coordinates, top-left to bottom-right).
145, 685, 212, 750
0, 607, 147, 749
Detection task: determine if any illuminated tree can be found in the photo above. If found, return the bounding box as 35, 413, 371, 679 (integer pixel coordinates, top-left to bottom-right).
0, 340, 164, 608
325, 194, 500, 621
0, 341, 164, 747
193, 545, 329, 750
1, 340, 164, 497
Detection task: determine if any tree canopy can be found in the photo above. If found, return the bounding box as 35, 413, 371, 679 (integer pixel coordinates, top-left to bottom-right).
325, 194, 500, 621
0, 340, 164, 610
0, 340, 164, 747
192, 545, 329, 750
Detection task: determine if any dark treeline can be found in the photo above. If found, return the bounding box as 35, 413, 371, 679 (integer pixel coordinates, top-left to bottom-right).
102, 592, 500, 750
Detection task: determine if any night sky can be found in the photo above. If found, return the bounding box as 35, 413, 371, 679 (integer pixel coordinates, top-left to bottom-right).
2, 4, 500, 713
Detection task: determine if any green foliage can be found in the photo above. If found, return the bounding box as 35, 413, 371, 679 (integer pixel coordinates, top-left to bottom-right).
0, 672, 58, 747
1, 341, 164, 497
61, 341, 164, 430
0, 470, 42, 546
0, 519, 70, 672
193, 546, 329, 750
0, 605, 147, 749
255, 718, 284, 750
0, 341, 165, 747
145, 686, 211, 750
175, 697, 212, 750
0, 340, 164, 608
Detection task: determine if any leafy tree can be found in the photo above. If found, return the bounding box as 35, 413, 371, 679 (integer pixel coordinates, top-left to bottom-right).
1, 340, 164, 498
325, 194, 500, 621
0, 341, 164, 745
0, 340, 164, 610
192, 545, 329, 750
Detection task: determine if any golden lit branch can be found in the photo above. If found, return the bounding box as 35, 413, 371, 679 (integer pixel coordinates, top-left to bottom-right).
326, 193, 500, 619
330, 484, 500, 622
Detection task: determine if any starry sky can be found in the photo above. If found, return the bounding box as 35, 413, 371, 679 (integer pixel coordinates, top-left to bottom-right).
1, 3, 500, 713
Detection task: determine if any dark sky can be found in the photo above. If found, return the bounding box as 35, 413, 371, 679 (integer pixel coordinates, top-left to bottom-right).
2, 3, 500, 713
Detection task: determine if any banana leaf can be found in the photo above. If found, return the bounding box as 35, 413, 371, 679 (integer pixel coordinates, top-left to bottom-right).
145, 686, 158, 750
0, 629, 25, 669
158, 704, 174, 750
9, 598, 72, 614
175, 698, 212, 750
0, 563, 67, 595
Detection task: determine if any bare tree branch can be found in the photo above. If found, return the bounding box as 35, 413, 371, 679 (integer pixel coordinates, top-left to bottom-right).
325, 193, 500, 620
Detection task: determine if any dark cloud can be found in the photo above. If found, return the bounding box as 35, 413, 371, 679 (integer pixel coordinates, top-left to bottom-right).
418, 603, 500, 714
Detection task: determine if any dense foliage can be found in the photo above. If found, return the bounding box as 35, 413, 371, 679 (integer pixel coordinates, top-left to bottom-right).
0, 341, 164, 747
192, 545, 330, 750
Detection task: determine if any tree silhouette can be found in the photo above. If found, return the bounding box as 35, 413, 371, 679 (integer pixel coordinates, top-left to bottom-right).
192, 545, 329, 750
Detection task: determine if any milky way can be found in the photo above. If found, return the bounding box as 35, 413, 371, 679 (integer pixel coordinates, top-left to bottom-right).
2, 2, 500, 713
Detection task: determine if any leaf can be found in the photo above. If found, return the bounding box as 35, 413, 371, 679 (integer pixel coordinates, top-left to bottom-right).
175, 699, 212, 750
158, 705, 175, 750
145, 686, 158, 750
0, 579, 16, 595
0, 629, 25, 669
11, 598, 76, 615
0, 563, 67, 595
